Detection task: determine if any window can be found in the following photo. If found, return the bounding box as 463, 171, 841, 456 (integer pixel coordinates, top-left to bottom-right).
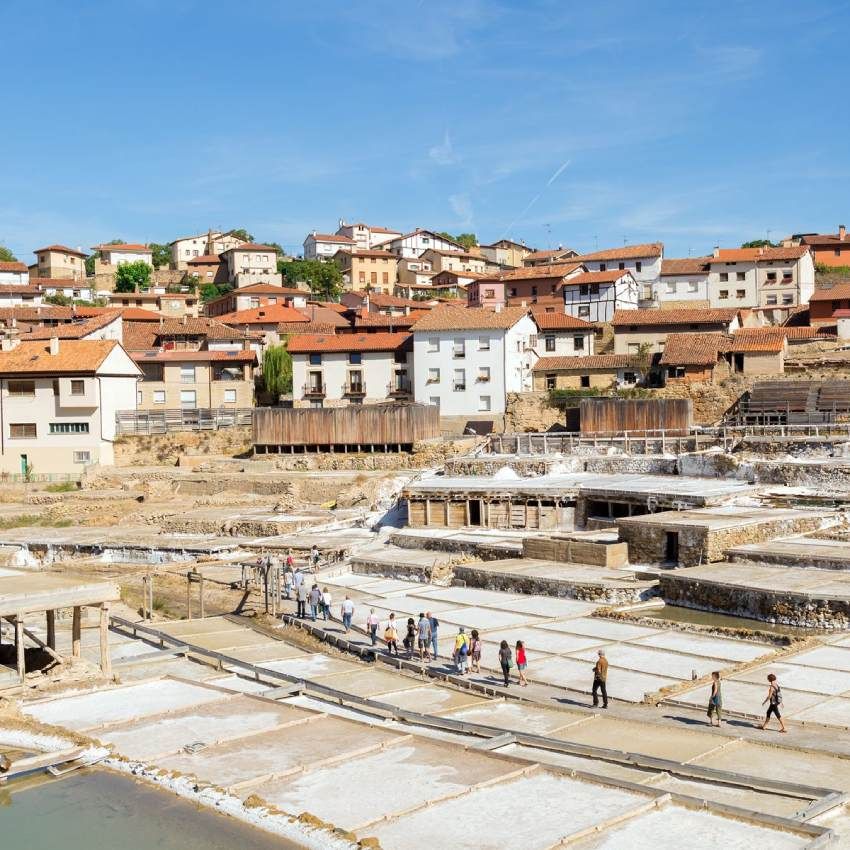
578, 306, 590, 318
719, 290, 729, 299
736, 272, 745, 281
782, 271, 793, 282
370, 272, 377, 284
382, 272, 389, 284
545, 375, 556, 390
73, 451, 91, 464
531, 285, 538, 296
477, 367, 490, 382
9, 423, 36, 439
573, 335, 585, 351
782, 294, 794, 305
579, 284, 589, 296
68, 379, 85, 395
736, 289, 746, 298
509, 287, 517, 297
766, 271, 777, 282
545, 335, 556, 352
618, 262, 625, 270
309, 353, 322, 365
580, 376, 590, 388
49, 422, 89, 434
665, 282, 676, 294
8, 380, 35, 396
599, 263, 607, 272
635, 261, 642, 273
719, 273, 729, 282
180, 390, 197, 407
453, 369, 466, 391
623, 371, 637, 385
687, 281, 699, 293
452, 339, 465, 358
478, 336, 490, 352
349, 352, 362, 365
153, 390, 166, 404
590, 283, 600, 295
250, 298, 260, 308
478, 395, 491, 412
628, 343, 641, 355
429, 396, 440, 409
428, 338, 439, 353
484, 289, 494, 298
137, 390, 142, 404
359, 271, 365, 283
427, 368, 440, 384
766, 295, 778, 305
180, 365, 195, 384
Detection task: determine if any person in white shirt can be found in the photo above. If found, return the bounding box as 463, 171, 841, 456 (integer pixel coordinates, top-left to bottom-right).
340, 596, 355, 632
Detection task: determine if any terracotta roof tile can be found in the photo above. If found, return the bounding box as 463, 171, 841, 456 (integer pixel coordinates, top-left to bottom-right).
343, 249, 398, 259
611, 307, 740, 327
801, 232, 850, 248
531, 310, 594, 330
0, 261, 28, 273
306, 233, 356, 244
563, 270, 634, 285
411, 305, 530, 332
22, 312, 122, 340
495, 262, 583, 282
523, 248, 577, 261
810, 283, 850, 302
75, 306, 162, 321
0, 286, 41, 296
131, 349, 256, 363
93, 243, 150, 253
186, 254, 221, 264
661, 258, 711, 276
216, 304, 310, 324
574, 242, 663, 262
277, 322, 338, 334
286, 332, 411, 354
32, 244, 88, 257
0, 339, 123, 374
707, 246, 809, 263
660, 333, 730, 366
220, 243, 278, 252
316, 301, 347, 314
730, 328, 787, 353
353, 312, 422, 328
533, 354, 641, 372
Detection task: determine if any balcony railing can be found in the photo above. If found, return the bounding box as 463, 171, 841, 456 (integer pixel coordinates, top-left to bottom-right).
387, 378, 412, 396
342, 382, 366, 397
302, 383, 325, 398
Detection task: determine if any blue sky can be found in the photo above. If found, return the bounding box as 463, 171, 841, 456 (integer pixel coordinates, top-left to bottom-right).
2, 0, 849, 261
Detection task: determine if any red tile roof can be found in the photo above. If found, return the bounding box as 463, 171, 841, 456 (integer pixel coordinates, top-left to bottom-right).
131, 349, 256, 363
75, 306, 162, 321
574, 243, 663, 262
286, 332, 411, 354
730, 328, 787, 353
661, 258, 711, 276
33, 244, 88, 257
531, 309, 594, 330
495, 262, 583, 282
533, 354, 641, 372
611, 307, 740, 327
707, 246, 809, 264
316, 301, 348, 314
22, 312, 123, 340
353, 311, 425, 329
93, 243, 150, 253
660, 333, 730, 366
563, 270, 634, 285
523, 248, 577, 262
306, 233, 356, 244
277, 321, 339, 334
0, 286, 41, 296
186, 254, 221, 264
220, 243, 278, 253
345, 249, 398, 259
0, 339, 124, 374
215, 305, 310, 324
801, 231, 850, 248
810, 284, 850, 302
0, 261, 28, 273
411, 305, 530, 332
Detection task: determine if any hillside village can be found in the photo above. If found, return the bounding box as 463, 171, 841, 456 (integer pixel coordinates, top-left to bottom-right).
0, 222, 848, 474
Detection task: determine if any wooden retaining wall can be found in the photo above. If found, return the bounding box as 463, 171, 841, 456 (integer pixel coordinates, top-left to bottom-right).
579, 398, 692, 436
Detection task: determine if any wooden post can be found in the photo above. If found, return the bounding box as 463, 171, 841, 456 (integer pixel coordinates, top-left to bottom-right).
46, 609, 56, 651
71, 606, 81, 658
186, 573, 192, 620
199, 575, 205, 619
15, 614, 24, 683
99, 604, 111, 678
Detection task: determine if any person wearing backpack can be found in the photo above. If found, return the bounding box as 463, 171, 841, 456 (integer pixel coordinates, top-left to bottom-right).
760, 673, 787, 733
453, 627, 469, 675
404, 618, 416, 657
384, 614, 399, 656
498, 639, 513, 687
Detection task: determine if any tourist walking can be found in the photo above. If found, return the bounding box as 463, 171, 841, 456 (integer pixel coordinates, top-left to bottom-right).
452, 627, 469, 675
296, 580, 308, 618
706, 671, 722, 727
366, 609, 380, 646
283, 566, 293, 600
285, 548, 294, 571
417, 612, 432, 661
310, 545, 321, 570
592, 649, 608, 709
384, 613, 399, 656
340, 596, 355, 632
469, 629, 482, 674
427, 611, 439, 660
321, 587, 332, 621
515, 640, 528, 686
309, 584, 321, 621
760, 673, 787, 733
293, 567, 304, 591
498, 640, 513, 687
404, 618, 416, 657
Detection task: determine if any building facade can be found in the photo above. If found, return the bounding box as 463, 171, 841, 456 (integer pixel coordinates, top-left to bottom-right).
654, 258, 710, 307
562, 270, 639, 323
334, 249, 399, 293
800, 225, 850, 268
31, 245, 87, 280
170, 231, 245, 270
572, 243, 663, 288
303, 232, 355, 260
0, 262, 29, 285
533, 354, 644, 391
382, 229, 465, 260
220, 244, 282, 287
612, 307, 742, 355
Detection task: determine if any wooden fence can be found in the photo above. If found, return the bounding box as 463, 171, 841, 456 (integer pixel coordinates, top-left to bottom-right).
253, 404, 440, 451
116, 408, 253, 435
579, 398, 692, 436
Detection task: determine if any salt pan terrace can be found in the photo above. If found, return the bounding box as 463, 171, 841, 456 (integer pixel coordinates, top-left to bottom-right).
318, 573, 780, 702
18, 624, 836, 849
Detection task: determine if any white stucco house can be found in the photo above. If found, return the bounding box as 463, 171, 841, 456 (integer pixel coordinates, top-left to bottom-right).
0, 262, 29, 285
562, 270, 639, 323
169, 231, 245, 270
573, 243, 663, 289
335, 221, 402, 250
93, 243, 153, 269
410, 305, 536, 417
220, 243, 283, 286
288, 332, 413, 408
654, 258, 711, 306
303, 231, 356, 260
0, 338, 140, 474
531, 309, 595, 357
382, 229, 466, 260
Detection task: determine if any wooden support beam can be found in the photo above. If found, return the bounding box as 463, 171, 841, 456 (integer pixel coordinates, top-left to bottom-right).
99, 604, 111, 678
71, 606, 81, 658
15, 614, 25, 683
46, 609, 55, 651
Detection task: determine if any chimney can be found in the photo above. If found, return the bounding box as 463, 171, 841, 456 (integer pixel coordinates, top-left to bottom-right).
494, 303, 503, 313
521, 300, 527, 308
182, 314, 187, 326
840, 224, 846, 241
713, 246, 720, 257
1, 338, 14, 352
49, 337, 59, 355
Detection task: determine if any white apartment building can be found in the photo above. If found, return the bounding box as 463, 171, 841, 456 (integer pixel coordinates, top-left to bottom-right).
382, 229, 465, 260
170, 231, 245, 270
654, 258, 710, 306
706, 246, 815, 312
562, 270, 639, 323
93, 243, 153, 270
418, 248, 487, 275
335, 221, 402, 250
0, 262, 29, 285
0, 338, 140, 474
573, 243, 663, 288
411, 305, 536, 417
303, 231, 355, 260
289, 333, 412, 408
532, 310, 595, 357
220, 244, 282, 287
36, 279, 95, 302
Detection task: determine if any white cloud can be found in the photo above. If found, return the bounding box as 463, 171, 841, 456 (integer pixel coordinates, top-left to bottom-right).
429, 130, 459, 166
449, 193, 473, 227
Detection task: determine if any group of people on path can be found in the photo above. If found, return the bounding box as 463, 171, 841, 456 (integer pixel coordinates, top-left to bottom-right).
704, 670, 786, 733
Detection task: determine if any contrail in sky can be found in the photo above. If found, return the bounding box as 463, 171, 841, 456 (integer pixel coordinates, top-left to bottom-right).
499, 159, 571, 240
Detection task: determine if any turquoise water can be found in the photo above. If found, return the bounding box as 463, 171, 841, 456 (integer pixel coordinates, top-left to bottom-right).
0, 769, 301, 849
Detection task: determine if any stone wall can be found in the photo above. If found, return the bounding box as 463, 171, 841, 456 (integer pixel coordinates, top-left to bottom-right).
504, 392, 562, 433
661, 574, 850, 629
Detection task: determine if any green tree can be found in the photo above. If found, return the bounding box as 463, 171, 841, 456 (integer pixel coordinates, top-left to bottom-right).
437, 231, 478, 251
265, 241, 285, 256
263, 342, 292, 401
741, 239, 778, 248
183, 274, 200, 291
230, 228, 254, 243
44, 293, 73, 306
149, 242, 172, 269
114, 260, 152, 293
86, 238, 125, 275
0, 246, 17, 262
200, 281, 234, 303
279, 258, 342, 300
